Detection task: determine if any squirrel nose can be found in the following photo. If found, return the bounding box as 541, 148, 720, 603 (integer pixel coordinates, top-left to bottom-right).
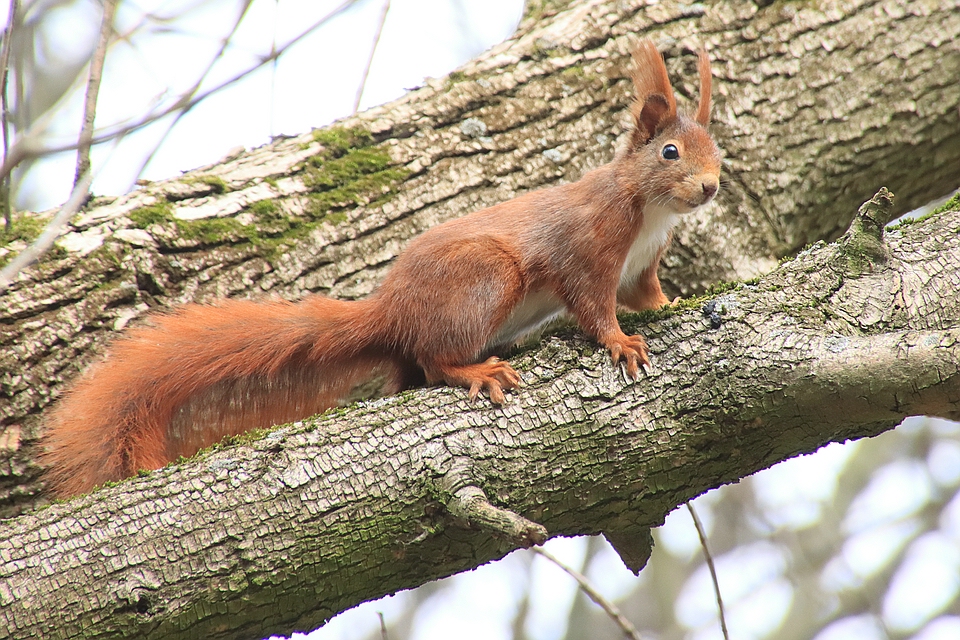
701, 179, 718, 201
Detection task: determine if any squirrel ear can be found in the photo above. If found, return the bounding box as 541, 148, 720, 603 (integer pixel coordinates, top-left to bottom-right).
695, 48, 712, 127
630, 40, 678, 145
633, 94, 671, 145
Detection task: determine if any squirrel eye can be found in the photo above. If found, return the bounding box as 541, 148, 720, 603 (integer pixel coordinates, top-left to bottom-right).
661, 144, 680, 160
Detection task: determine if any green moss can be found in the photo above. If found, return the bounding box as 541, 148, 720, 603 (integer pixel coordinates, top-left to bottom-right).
211, 426, 273, 449
321, 210, 349, 225
305, 147, 391, 188
703, 280, 742, 297
447, 70, 467, 85
184, 174, 227, 194
128, 202, 174, 228
303, 126, 410, 219
0, 213, 46, 247
613, 279, 759, 326
888, 193, 958, 231
0, 213, 50, 267
932, 192, 960, 216
88, 242, 125, 270
312, 126, 374, 155
123, 126, 409, 254
177, 216, 263, 245
250, 199, 278, 216
264, 176, 278, 188
306, 164, 410, 215
129, 201, 266, 247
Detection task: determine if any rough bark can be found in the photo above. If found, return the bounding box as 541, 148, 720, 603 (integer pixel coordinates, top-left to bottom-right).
1, 192, 959, 639
1, 0, 958, 512
0, 0, 958, 635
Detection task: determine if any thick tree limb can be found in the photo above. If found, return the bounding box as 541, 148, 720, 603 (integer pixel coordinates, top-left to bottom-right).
1, 0, 958, 511
1, 197, 958, 639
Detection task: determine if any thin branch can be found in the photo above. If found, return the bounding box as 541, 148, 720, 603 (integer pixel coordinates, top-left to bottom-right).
0, 0, 363, 186
377, 611, 388, 640
0, 170, 92, 291
0, 0, 19, 230
687, 502, 730, 640
353, 0, 390, 114
129, 0, 256, 183
530, 545, 643, 640
269, 0, 279, 136
73, 0, 116, 189
80, 0, 361, 146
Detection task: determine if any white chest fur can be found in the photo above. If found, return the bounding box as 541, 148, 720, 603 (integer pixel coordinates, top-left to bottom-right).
486, 289, 565, 350
485, 204, 682, 351
619, 203, 681, 288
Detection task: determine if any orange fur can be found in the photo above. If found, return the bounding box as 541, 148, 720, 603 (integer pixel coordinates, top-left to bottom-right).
631, 40, 677, 130
41, 39, 722, 497
695, 49, 712, 127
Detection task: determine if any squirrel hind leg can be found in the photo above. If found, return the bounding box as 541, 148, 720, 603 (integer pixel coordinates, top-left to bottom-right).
379, 235, 528, 404
424, 357, 521, 405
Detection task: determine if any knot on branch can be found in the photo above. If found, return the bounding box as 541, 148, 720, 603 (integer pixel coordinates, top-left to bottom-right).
840, 187, 896, 275
446, 485, 547, 547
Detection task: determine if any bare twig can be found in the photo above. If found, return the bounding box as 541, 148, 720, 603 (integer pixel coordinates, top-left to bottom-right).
129, 0, 256, 182
269, 0, 280, 136
687, 502, 730, 640
0, 0, 19, 230
376, 611, 388, 640
0, 0, 363, 185
530, 545, 643, 640
74, 0, 117, 189
353, 0, 390, 114
0, 170, 92, 291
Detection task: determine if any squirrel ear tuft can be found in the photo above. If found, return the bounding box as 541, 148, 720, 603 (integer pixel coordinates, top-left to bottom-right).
632, 93, 670, 145
695, 48, 712, 127
630, 39, 677, 141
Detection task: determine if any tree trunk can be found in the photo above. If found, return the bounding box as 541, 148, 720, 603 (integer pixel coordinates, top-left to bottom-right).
0, 0, 959, 637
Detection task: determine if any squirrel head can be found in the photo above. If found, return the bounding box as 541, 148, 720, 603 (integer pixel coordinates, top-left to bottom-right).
619, 40, 722, 214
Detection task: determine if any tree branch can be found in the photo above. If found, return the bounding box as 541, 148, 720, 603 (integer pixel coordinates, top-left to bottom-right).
73, 0, 116, 189
1, 195, 958, 640
1, 2, 960, 635
0, 0, 957, 539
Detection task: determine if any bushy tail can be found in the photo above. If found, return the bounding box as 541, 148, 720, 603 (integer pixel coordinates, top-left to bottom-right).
41, 295, 402, 497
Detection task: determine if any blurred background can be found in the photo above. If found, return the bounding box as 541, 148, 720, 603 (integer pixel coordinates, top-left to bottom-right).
313, 417, 960, 640
4, 1, 960, 639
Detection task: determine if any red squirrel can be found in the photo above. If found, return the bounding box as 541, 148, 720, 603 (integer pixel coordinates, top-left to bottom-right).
41, 40, 721, 497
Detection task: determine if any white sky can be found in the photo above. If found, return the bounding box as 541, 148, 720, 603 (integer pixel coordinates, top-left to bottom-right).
17, 0, 524, 210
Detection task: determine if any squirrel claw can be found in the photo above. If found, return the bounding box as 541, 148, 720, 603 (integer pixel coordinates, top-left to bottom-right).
435, 357, 520, 406
605, 333, 650, 380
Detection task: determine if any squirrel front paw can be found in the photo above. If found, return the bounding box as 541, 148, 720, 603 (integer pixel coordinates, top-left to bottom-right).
605, 333, 650, 379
